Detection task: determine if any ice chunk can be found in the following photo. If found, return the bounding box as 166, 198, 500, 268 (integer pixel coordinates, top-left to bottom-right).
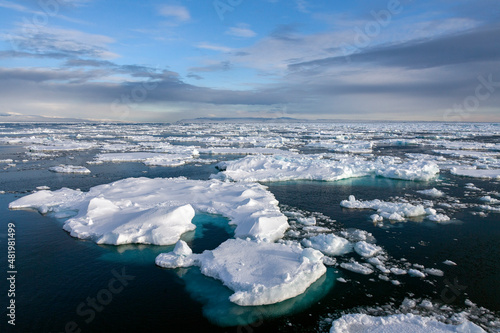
424, 268, 444, 277
167, 238, 328, 306
417, 188, 445, 197
354, 241, 382, 258
408, 268, 426, 278
10, 177, 289, 244
302, 234, 353, 256
479, 196, 500, 204
443, 260, 457, 266
49, 165, 91, 174
296, 216, 317, 225
376, 160, 439, 181
341, 197, 426, 220
427, 214, 451, 222
155, 240, 195, 268
340, 261, 374, 275
329, 313, 485, 332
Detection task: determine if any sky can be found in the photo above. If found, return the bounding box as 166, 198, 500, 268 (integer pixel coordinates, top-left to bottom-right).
0, 0, 499, 122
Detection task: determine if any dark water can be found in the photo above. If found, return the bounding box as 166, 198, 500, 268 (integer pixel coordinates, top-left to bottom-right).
0, 123, 499, 332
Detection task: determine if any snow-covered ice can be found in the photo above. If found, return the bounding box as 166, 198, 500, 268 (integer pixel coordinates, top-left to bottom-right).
451, 167, 500, 179
49, 164, 91, 174
329, 313, 485, 332
9, 177, 289, 244
302, 234, 352, 256
213, 155, 439, 182
354, 241, 383, 258
417, 188, 445, 197
156, 238, 327, 306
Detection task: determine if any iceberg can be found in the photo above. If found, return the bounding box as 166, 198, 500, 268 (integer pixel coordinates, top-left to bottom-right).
156, 238, 327, 306
9, 177, 289, 244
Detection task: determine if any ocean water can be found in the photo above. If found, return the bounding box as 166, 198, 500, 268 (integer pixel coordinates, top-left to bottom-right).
0, 122, 499, 332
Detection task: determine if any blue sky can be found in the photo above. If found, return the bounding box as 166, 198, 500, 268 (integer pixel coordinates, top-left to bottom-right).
0, 0, 499, 122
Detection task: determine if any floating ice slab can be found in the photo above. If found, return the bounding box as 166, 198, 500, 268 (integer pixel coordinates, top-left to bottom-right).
329, 313, 485, 332
340, 261, 374, 275
49, 164, 91, 174
156, 238, 327, 306
341, 195, 427, 221
214, 155, 439, 182
9, 177, 289, 244
451, 167, 500, 179
302, 234, 352, 256
417, 188, 444, 197
354, 241, 383, 258
94, 152, 199, 167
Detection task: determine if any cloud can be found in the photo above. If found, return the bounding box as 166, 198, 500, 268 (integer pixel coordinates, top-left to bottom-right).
5, 26, 118, 59
226, 24, 257, 38
159, 5, 190, 22
189, 61, 232, 73
196, 42, 233, 53
289, 23, 500, 71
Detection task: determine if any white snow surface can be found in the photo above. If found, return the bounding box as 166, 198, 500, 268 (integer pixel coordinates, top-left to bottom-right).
302, 233, 353, 256
214, 155, 439, 182
329, 313, 485, 333
48, 164, 91, 174
354, 241, 383, 258
451, 167, 500, 179
156, 238, 327, 306
341, 195, 427, 221
9, 177, 289, 244
417, 188, 445, 197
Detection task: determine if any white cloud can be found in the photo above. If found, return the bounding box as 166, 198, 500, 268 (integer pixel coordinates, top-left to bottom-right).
226, 24, 257, 38
196, 42, 233, 53
159, 5, 191, 22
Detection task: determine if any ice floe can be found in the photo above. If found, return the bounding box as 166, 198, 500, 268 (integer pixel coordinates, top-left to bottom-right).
302, 234, 352, 256
9, 177, 289, 244
329, 313, 485, 332
156, 238, 326, 306
451, 167, 500, 179
49, 164, 91, 174
214, 155, 439, 182
417, 188, 445, 197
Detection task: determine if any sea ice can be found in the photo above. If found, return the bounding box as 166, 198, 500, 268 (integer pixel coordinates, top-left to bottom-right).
451, 167, 500, 180
340, 261, 374, 275
156, 238, 327, 306
340, 195, 427, 221
329, 313, 485, 332
302, 234, 352, 256
354, 241, 383, 258
213, 155, 439, 182
417, 188, 445, 197
48, 164, 91, 174
9, 177, 289, 244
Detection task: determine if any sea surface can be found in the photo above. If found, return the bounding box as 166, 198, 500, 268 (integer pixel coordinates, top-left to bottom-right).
0, 122, 499, 332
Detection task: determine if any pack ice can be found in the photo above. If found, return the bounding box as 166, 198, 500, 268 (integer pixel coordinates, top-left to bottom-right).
9, 177, 289, 244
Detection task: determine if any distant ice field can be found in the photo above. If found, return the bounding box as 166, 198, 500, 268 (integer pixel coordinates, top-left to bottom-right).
1, 122, 499, 332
